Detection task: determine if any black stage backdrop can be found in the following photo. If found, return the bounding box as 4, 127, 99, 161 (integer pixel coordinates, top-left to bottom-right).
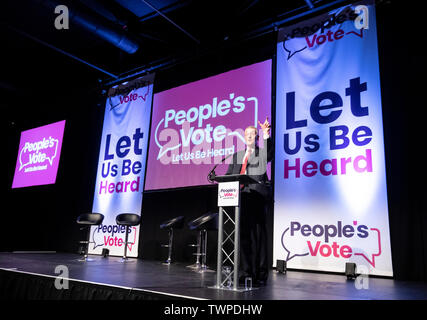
2, 1, 426, 281
378, 4, 427, 281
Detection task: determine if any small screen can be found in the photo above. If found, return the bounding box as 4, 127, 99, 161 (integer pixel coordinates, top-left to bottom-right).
12, 120, 66, 188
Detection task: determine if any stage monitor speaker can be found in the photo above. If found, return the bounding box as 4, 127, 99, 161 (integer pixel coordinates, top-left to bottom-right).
276, 259, 287, 274
345, 262, 357, 279
102, 248, 110, 258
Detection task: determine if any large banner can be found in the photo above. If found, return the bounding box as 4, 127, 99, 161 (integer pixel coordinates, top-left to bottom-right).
145, 60, 271, 190
274, 1, 393, 276
89, 76, 154, 257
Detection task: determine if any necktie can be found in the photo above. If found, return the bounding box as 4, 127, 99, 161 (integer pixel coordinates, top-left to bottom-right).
240, 148, 252, 174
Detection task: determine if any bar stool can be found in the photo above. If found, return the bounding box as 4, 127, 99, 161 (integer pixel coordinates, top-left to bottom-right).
187, 212, 218, 273
116, 213, 141, 262
76, 213, 104, 262
160, 215, 184, 265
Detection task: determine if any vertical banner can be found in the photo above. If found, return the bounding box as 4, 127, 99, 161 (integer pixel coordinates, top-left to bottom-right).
89, 75, 154, 257
274, 1, 393, 276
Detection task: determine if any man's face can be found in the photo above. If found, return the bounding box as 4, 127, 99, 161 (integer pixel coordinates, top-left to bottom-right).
244, 127, 257, 147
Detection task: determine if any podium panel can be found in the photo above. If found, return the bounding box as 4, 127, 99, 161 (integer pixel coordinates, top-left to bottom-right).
217, 181, 240, 207
211, 175, 258, 292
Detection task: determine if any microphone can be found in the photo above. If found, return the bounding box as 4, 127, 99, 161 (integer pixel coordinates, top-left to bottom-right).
207, 153, 234, 183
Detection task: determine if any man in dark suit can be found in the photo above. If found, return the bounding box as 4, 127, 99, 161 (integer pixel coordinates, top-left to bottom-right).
225, 118, 273, 286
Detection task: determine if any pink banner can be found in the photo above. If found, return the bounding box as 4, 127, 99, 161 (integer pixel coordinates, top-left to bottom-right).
145, 60, 272, 190
12, 120, 66, 188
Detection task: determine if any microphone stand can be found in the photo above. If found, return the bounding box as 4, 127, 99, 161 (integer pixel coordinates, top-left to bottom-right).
207, 153, 233, 183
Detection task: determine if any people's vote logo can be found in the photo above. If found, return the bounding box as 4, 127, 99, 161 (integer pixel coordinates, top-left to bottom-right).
282, 5, 367, 60
18, 136, 59, 172
92, 224, 138, 252
12, 120, 65, 188
280, 220, 382, 268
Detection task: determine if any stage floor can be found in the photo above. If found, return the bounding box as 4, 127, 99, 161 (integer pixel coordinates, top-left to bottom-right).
0, 252, 426, 300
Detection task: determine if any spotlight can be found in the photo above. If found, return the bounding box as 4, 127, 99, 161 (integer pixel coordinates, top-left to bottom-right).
345, 262, 357, 279
276, 259, 287, 274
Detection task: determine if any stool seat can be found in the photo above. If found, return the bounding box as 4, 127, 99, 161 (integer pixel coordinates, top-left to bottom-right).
116, 213, 141, 226
188, 212, 218, 231
160, 216, 184, 229
77, 213, 104, 225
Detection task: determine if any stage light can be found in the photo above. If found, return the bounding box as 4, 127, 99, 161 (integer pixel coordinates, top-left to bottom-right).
345, 262, 357, 279
276, 259, 287, 274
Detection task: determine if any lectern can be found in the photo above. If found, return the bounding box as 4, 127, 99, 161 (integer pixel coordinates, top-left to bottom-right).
211, 174, 259, 291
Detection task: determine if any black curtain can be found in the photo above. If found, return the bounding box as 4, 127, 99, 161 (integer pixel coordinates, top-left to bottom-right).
378, 2, 427, 281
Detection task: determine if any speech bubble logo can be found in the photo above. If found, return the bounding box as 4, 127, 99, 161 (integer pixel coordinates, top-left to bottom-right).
283, 37, 307, 60
18, 137, 59, 171
281, 227, 310, 262
126, 227, 138, 252
354, 227, 382, 268
92, 227, 104, 250
154, 118, 182, 161
137, 84, 150, 102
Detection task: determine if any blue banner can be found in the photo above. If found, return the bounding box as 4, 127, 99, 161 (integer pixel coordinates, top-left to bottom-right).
274, 1, 393, 276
